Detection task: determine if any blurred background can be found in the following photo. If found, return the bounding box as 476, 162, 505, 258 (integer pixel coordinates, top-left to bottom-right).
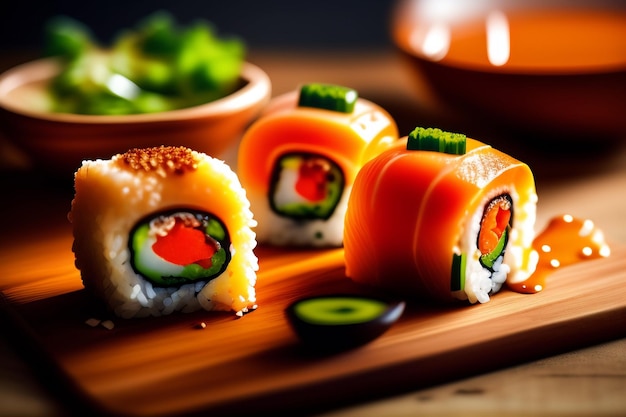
1, 1, 396, 53
2, 0, 625, 177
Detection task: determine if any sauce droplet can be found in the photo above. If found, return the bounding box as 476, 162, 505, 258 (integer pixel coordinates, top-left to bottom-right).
508, 214, 611, 294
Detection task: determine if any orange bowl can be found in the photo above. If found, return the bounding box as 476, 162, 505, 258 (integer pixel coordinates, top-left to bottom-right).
0, 57, 271, 175
391, 1, 626, 141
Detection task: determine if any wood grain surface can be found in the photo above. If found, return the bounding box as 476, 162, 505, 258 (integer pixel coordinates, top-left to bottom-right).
1, 227, 625, 417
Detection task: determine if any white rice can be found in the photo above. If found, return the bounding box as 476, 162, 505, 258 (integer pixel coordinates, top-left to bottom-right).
247, 185, 352, 247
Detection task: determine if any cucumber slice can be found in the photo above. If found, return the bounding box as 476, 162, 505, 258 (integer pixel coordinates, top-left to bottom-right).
297, 83, 358, 113
285, 294, 405, 352
407, 127, 466, 155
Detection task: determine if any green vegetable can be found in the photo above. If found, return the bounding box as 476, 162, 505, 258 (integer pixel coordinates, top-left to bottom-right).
451, 252, 467, 292
205, 218, 227, 241
298, 83, 358, 113
407, 127, 467, 155
43, 15, 94, 60
43, 11, 245, 115
135, 10, 181, 55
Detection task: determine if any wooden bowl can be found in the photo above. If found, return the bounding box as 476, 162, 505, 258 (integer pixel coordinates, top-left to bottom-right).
0, 57, 271, 175
391, 1, 626, 141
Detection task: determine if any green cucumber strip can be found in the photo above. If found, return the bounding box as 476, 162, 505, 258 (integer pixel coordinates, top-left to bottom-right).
480, 227, 509, 269
297, 83, 358, 113
407, 127, 466, 155
180, 248, 227, 279
451, 252, 467, 292
205, 218, 226, 241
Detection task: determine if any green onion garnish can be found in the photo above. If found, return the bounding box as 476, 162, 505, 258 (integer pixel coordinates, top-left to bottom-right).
298, 83, 358, 113
407, 127, 466, 155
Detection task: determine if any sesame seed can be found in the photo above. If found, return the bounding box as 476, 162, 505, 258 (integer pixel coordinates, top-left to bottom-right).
117, 146, 199, 174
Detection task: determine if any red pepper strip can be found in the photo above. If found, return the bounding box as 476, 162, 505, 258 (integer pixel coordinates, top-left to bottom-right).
152, 219, 216, 268
295, 158, 331, 202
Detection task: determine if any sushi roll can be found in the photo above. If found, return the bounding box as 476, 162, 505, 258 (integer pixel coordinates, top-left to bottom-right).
343, 127, 539, 304
237, 83, 399, 247
69, 146, 258, 318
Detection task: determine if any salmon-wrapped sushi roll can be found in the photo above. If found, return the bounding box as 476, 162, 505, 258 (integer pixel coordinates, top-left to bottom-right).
69, 146, 258, 318
343, 127, 538, 304
237, 83, 398, 247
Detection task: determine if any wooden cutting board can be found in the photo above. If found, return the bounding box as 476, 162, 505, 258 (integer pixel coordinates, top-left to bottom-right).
1, 229, 625, 417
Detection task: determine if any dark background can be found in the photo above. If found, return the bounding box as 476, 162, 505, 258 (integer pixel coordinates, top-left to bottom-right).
1, 1, 396, 53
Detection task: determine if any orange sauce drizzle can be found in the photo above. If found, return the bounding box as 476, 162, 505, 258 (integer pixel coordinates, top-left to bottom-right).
508, 214, 611, 294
